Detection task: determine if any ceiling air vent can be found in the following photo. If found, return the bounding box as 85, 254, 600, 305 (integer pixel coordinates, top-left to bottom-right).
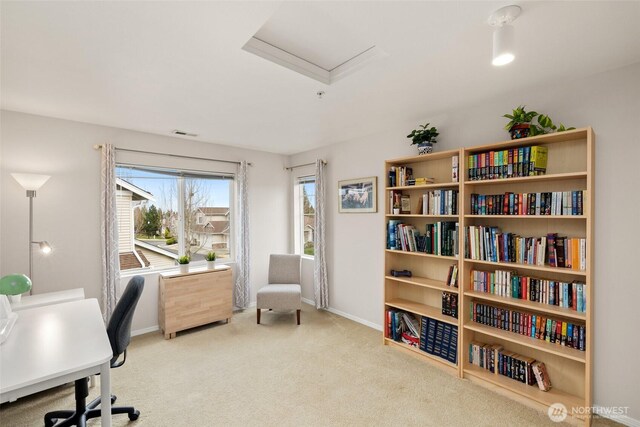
171, 130, 198, 137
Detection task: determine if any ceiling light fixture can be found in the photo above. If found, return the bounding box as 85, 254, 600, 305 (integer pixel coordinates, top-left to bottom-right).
488, 5, 522, 66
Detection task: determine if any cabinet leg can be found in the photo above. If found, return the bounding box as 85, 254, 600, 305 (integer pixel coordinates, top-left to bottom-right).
164, 333, 171, 340
297, 309, 301, 325
257, 308, 261, 324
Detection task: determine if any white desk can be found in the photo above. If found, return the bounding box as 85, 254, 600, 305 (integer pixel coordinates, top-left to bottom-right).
0, 299, 112, 426
10, 288, 85, 311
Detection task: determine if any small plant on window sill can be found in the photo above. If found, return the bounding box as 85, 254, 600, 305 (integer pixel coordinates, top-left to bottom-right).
206, 252, 217, 270
177, 255, 190, 274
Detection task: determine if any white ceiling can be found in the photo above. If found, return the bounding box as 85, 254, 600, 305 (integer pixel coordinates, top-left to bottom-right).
2, 1, 640, 155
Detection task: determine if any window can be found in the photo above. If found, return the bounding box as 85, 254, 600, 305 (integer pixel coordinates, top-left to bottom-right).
294, 176, 315, 257
115, 165, 233, 271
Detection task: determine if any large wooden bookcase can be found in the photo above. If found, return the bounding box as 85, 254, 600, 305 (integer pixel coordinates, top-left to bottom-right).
383, 149, 462, 377
384, 128, 594, 425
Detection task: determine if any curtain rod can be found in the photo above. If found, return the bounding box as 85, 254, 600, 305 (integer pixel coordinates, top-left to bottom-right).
93, 145, 253, 166
284, 160, 326, 171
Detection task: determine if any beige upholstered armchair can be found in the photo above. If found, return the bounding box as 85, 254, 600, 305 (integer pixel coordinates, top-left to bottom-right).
256, 254, 302, 325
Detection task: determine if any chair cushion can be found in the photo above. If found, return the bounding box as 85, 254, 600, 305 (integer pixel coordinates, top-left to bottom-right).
268, 254, 301, 284
256, 284, 301, 310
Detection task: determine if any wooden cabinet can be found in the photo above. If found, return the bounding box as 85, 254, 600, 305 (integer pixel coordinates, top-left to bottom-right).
158, 266, 232, 339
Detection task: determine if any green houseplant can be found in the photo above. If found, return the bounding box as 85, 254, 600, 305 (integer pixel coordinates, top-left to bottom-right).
503, 106, 575, 139
177, 255, 190, 274
407, 123, 439, 154
503, 105, 538, 139
206, 252, 217, 269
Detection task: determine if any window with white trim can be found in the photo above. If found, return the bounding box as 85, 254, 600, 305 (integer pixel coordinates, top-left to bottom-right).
294, 176, 315, 257
115, 165, 234, 271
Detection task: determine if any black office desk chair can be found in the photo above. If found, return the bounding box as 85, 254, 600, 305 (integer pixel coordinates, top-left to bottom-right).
45, 276, 145, 427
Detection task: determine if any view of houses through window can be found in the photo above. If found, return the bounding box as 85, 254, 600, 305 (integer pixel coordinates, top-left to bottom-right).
295, 176, 315, 257
115, 166, 233, 271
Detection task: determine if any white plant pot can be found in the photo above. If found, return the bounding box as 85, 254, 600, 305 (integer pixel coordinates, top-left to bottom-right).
206, 260, 216, 270
179, 264, 189, 274
8, 294, 22, 303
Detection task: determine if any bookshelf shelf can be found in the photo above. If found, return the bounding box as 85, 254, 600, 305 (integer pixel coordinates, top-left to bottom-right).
464, 171, 587, 186
384, 150, 462, 377
465, 215, 586, 220
464, 258, 587, 277
386, 298, 458, 326
385, 275, 459, 294
384, 338, 458, 373
465, 290, 586, 321
386, 250, 458, 261
464, 365, 585, 412
386, 182, 459, 191
464, 322, 586, 363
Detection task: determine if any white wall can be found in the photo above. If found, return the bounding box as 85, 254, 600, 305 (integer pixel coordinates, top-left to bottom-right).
289, 62, 640, 421
0, 110, 290, 332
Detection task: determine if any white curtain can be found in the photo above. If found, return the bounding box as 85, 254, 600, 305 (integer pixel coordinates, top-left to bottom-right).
100, 144, 120, 322
234, 160, 250, 309
314, 159, 329, 309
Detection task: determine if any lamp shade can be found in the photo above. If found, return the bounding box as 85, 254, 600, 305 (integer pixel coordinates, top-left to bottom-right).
0, 274, 32, 296
39, 241, 52, 254
492, 25, 515, 66
11, 173, 51, 191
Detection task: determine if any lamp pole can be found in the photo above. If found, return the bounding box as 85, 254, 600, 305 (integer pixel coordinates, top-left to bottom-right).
28, 190, 35, 294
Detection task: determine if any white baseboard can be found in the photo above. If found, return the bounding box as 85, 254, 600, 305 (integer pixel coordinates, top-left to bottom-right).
131, 325, 159, 337
593, 407, 640, 427
300, 297, 383, 331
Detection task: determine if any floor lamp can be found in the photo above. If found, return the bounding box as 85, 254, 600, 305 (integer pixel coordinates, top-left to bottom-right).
11, 173, 52, 295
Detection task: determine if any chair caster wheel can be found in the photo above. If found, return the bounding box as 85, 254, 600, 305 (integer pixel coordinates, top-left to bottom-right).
111, 395, 117, 404
129, 410, 140, 421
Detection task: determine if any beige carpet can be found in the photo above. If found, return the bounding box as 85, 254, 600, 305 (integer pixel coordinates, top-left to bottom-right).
0, 304, 620, 426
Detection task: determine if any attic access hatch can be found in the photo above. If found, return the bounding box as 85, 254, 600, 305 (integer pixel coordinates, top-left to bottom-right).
242, 4, 385, 85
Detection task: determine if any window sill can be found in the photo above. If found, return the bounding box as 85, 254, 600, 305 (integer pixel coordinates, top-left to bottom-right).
120, 260, 236, 278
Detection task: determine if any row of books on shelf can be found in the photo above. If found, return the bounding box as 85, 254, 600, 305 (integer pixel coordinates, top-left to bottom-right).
420, 315, 458, 364
471, 269, 587, 312
390, 190, 459, 215
442, 292, 458, 318
464, 226, 586, 271
386, 309, 420, 346
385, 309, 458, 364
470, 191, 584, 216
469, 341, 552, 391
388, 166, 436, 187
446, 264, 459, 287
471, 301, 586, 351
468, 145, 548, 181
388, 220, 459, 256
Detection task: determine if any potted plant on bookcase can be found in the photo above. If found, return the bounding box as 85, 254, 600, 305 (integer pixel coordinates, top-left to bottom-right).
407, 123, 439, 154
503, 105, 538, 139
177, 255, 190, 274
205, 251, 217, 270
503, 106, 575, 139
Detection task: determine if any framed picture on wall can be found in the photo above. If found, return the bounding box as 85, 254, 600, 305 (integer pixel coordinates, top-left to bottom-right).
338, 176, 377, 213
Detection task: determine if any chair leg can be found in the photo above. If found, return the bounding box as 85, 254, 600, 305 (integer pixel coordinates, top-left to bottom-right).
257, 308, 260, 324
297, 309, 301, 325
